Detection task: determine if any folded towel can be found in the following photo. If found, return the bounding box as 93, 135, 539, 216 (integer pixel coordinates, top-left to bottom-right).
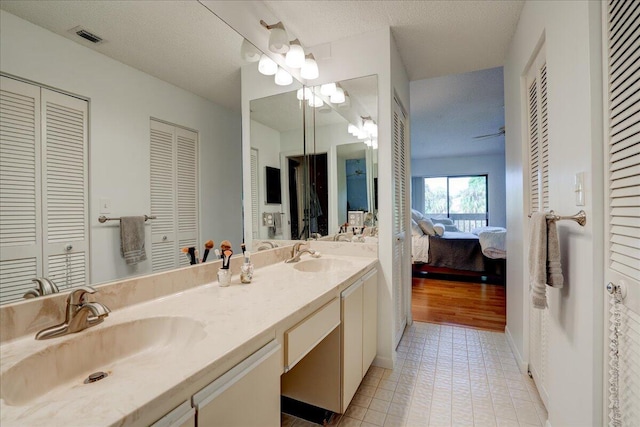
547, 219, 564, 288
120, 216, 147, 265
528, 213, 548, 309
479, 230, 506, 259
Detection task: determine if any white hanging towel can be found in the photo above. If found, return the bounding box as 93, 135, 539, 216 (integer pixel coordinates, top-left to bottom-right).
120, 216, 147, 265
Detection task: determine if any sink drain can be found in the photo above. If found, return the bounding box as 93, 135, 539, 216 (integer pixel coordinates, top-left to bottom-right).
84, 371, 108, 384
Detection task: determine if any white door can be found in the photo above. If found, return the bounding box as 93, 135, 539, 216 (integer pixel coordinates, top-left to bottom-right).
602, 1, 640, 425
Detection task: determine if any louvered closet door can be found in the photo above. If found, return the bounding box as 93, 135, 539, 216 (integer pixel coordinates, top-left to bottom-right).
150, 120, 198, 272
250, 148, 259, 239
176, 127, 198, 267
150, 120, 177, 272
526, 46, 550, 408
603, 1, 640, 425
393, 98, 408, 348
41, 89, 88, 291
0, 77, 42, 303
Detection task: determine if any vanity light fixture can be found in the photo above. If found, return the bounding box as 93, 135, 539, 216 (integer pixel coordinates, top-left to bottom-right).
258, 54, 278, 76
330, 86, 346, 104
240, 38, 261, 62
300, 53, 319, 80
275, 67, 293, 86
320, 83, 337, 96
285, 39, 305, 68
260, 20, 289, 54
308, 94, 324, 108
348, 123, 359, 135
362, 116, 377, 136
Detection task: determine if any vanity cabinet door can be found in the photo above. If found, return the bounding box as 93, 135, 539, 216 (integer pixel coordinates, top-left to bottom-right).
192, 340, 281, 427
362, 269, 378, 376
341, 280, 364, 411
150, 400, 195, 427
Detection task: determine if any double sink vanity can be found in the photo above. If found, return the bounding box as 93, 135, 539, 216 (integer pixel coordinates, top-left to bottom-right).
0, 242, 379, 427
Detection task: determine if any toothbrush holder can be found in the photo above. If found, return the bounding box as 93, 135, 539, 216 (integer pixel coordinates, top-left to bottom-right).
217, 268, 231, 287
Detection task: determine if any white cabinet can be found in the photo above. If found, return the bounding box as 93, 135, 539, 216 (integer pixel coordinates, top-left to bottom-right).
192, 340, 281, 427
341, 268, 378, 410
150, 400, 195, 427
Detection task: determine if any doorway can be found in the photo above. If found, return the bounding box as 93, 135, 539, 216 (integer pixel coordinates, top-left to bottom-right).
287, 153, 328, 239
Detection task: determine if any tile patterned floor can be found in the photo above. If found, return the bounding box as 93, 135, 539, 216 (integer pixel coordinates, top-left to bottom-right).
282, 322, 548, 427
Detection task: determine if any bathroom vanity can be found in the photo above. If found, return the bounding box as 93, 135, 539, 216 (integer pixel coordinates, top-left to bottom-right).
0, 248, 378, 427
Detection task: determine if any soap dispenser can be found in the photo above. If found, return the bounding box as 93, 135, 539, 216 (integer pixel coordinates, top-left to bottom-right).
240, 251, 254, 284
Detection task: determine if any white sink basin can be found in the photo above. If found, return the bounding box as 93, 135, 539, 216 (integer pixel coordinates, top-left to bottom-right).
293, 258, 352, 273
1, 316, 206, 406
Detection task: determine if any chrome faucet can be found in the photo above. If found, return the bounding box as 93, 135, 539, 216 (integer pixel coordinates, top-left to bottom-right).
257, 241, 279, 251
35, 286, 110, 340
23, 277, 60, 299
333, 234, 351, 242
285, 242, 319, 263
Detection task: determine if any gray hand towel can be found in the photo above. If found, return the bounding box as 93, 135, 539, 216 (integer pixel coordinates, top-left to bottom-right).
528, 213, 548, 309
120, 216, 147, 265
546, 219, 564, 288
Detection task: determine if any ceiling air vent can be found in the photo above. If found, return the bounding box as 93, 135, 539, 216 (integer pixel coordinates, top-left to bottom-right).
68, 26, 104, 44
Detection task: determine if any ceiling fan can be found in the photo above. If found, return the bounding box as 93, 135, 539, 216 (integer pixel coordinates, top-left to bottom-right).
473, 126, 505, 140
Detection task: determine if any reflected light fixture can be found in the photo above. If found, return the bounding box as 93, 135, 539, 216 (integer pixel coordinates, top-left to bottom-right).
300, 53, 319, 80
260, 20, 289, 54
274, 67, 293, 86
330, 87, 346, 104
338, 91, 351, 109
296, 87, 313, 101
348, 124, 359, 135
308, 95, 324, 108
320, 83, 337, 96
258, 54, 277, 76
285, 39, 305, 68
240, 38, 261, 62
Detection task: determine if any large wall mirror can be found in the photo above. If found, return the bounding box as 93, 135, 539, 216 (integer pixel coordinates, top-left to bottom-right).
248, 75, 378, 244
0, 1, 265, 304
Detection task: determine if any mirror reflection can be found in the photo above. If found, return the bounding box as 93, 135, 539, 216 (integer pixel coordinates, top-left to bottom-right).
249, 75, 378, 245
0, 1, 254, 304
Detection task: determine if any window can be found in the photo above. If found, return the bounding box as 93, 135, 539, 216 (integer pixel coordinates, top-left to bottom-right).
423, 175, 488, 232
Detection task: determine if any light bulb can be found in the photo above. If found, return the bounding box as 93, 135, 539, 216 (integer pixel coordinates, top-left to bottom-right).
300, 55, 319, 80
268, 24, 289, 54
240, 39, 261, 62
357, 129, 368, 139
275, 67, 293, 86
258, 54, 277, 76
285, 42, 305, 68
338, 92, 351, 109
348, 124, 359, 135
364, 139, 372, 147
363, 120, 377, 133
330, 87, 345, 104
320, 83, 337, 96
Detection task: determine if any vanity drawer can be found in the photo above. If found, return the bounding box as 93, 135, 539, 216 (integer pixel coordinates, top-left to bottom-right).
284, 298, 340, 371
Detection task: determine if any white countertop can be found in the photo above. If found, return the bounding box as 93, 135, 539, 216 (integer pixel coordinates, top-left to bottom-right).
0, 254, 376, 427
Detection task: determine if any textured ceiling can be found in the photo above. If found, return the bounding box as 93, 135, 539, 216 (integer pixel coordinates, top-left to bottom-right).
264, 0, 524, 81
410, 67, 505, 160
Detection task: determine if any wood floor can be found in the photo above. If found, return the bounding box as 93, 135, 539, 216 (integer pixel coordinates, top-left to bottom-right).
412, 276, 506, 332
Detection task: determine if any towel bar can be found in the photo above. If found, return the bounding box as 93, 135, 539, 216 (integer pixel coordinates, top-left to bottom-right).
528, 210, 586, 226
98, 215, 156, 223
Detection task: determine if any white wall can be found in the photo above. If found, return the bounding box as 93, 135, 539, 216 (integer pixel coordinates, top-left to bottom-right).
0, 10, 243, 284
504, 1, 604, 425
411, 154, 507, 227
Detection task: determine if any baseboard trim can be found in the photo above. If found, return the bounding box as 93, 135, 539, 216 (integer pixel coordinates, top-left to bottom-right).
372, 355, 394, 370
505, 325, 527, 374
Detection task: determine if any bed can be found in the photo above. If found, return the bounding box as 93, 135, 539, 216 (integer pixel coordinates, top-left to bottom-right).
411, 211, 506, 284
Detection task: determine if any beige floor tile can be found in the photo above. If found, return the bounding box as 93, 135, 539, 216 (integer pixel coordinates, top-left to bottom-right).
369, 398, 392, 413
345, 404, 369, 421
363, 409, 387, 426
339, 416, 363, 427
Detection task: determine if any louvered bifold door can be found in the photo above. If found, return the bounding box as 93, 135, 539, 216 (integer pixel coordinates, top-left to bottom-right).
604, 1, 640, 425
0, 77, 42, 304
41, 89, 88, 291
150, 120, 177, 272
393, 99, 408, 348
526, 47, 550, 408
176, 127, 198, 267
251, 148, 260, 239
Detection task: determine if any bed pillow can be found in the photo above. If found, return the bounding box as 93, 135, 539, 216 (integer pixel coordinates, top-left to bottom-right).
471, 226, 506, 236
417, 218, 436, 236
433, 223, 445, 236
411, 219, 423, 236
411, 209, 424, 222
443, 224, 459, 232
430, 217, 454, 225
